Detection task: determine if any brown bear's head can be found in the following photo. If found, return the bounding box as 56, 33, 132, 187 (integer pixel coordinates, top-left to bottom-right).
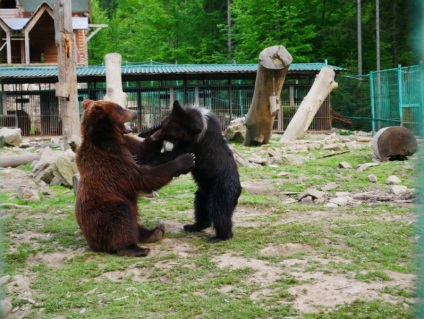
81, 99, 137, 143
150, 100, 206, 144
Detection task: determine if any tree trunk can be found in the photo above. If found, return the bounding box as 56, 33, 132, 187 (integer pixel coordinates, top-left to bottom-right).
54, 0, 80, 150
243, 45, 292, 146
104, 53, 128, 107
0, 153, 41, 168
280, 67, 338, 142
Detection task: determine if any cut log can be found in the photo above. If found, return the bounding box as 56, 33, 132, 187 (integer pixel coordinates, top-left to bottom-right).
244, 45, 292, 146
0, 153, 41, 168
372, 126, 417, 161
104, 53, 128, 107
280, 67, 338, 142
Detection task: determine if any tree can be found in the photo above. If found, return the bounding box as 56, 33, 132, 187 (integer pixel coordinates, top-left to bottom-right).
231, 0, 315, 63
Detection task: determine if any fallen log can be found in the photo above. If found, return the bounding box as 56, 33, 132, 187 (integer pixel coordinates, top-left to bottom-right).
280, 67, 338, 142
0, 153, 41, 168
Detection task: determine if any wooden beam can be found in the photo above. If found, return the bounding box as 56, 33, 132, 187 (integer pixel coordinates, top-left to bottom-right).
86, 24, 108, 42
24, 30, 29, 64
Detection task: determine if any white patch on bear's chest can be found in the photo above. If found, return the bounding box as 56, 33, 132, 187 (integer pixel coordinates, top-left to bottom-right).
196, 107, 210, 142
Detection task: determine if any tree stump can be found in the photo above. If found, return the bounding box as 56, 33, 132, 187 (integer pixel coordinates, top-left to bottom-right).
243, 45, 292, 146
372, 126, 418, 161
280, 66, 338, 142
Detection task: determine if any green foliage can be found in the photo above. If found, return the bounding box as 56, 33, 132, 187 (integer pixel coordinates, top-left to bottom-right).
88, 0, 420, 72
231, 0, 315, 63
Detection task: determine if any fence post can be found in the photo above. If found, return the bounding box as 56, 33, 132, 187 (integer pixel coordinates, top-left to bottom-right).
369, 72, 376, 134
397, 64, 403, 127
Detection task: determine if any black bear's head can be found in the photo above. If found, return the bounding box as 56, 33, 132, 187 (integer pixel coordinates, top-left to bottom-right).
81, 99, 137, 144
150, 100, 206, 144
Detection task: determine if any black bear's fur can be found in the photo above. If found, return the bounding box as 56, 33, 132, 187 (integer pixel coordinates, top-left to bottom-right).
141, 101, 242, 243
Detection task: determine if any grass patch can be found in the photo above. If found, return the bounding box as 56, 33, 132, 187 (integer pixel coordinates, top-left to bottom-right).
1, 134, 418, 318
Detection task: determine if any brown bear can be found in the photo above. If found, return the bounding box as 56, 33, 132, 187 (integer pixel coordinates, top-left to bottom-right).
137, 101, 242, 243
75, 99, 195, 257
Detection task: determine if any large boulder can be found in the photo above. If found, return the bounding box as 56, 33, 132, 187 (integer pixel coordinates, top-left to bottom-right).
0, 128, 22, 147
32, 147, 78, 187
224, 117, 246, 143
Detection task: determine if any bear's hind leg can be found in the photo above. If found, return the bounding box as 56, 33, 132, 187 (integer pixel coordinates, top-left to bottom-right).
207, 189, 238, 243
116, 244, 150, 257
104, 202, 151, 257
184, 190, 211, 232
138, 224, 166, 243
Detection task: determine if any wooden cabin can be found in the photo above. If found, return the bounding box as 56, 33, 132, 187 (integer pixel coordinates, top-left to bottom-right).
0, 0, 90, 65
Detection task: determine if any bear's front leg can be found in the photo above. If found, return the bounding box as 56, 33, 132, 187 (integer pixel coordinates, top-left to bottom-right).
138, 224, 166, 243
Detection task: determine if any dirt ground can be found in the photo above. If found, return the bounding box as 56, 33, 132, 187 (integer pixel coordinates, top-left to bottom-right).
0, 134, 418, 316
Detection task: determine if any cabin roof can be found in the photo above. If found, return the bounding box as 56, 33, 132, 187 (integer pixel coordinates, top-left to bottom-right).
19, 0, 89, 13
0, 63, 344, 79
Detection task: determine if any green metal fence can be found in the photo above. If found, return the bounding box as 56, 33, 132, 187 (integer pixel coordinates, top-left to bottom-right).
370, 64, 423, 135
333, 64, 423, 136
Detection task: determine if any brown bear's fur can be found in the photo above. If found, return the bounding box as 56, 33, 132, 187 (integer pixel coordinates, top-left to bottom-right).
75, 99, 195, 257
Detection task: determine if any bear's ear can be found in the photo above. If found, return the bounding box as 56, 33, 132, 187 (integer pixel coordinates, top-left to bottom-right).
172, 100, 185, 116
82, 99, 94, 110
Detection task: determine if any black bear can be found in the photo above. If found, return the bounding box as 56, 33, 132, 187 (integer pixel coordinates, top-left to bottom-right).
75, 99, 195, 257
140, 100, 242, 243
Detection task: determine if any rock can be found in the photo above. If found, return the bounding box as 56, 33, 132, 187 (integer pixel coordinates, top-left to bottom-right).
0, 128, 22, 147
321, 182, 338, 191
386, 175, 401, 185
323, 144, 341, 151
229, 117, 245, 126
307, 189, 326, 199
277, 172, 289, 177
267, 148, 281, 158
53, 157, 78, 187
329, 196, 353, 206
50, 176, 62, 186
338, 162, 352, 169
32, 147, 61, 184
391, 185, 408, 195
335, 191, 351, 197
298, 189, 326, 201
0, 299, 12, 317
16, 186, 40, 202
224, 122, 246, 143
63, 149, 76, 161
356, 162, 380, 171
300, 196, 315, 205
367, 174, 378, 183
248, 157, 268, 165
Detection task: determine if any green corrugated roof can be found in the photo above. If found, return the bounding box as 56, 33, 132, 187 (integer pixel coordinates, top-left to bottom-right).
20, 0, 89, 12
0, 63, 344, 79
